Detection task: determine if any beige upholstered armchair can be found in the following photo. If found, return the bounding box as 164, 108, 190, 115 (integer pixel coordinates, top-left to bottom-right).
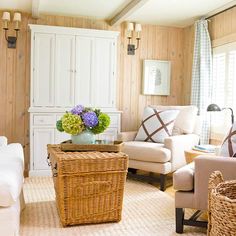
118, 105, 200, 191
173, 156, 236, 233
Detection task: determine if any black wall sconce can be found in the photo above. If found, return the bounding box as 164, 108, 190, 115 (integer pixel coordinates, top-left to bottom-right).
2, 12, 21, 49
126, 22, 142, 55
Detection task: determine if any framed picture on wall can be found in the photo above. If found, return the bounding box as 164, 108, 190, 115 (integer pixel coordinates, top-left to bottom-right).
142, 60, 171, 95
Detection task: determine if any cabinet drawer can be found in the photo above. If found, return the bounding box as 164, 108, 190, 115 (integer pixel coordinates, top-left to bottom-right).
33, 115, 55, 126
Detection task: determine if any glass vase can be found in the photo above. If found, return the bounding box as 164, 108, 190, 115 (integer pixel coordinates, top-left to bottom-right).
71, 130, 95, 144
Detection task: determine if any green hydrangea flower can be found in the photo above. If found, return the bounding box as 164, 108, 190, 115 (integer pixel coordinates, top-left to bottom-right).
61, 112, 84, 135
56, 120, 64, 132
91, 113, 110, 134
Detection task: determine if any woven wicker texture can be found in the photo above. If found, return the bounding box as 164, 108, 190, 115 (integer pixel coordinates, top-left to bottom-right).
208, 171, 236, 236
47, 145, 128, 227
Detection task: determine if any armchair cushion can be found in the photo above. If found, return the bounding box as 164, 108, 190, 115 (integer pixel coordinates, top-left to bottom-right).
135, 107, 179, 143
220, 122, 236, 157
122, 141, 171, 163
0, 144, 24, 207
0, 136, 7, 146
173, 162, 195, 191
149, 105, 198, 135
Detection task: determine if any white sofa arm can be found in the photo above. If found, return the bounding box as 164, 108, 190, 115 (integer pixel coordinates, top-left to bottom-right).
0, 136, 7, 146
117, 131, 137, 142
164, 134, 199, 171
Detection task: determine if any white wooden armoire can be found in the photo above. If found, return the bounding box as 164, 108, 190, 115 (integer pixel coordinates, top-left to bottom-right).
28, 24, 121, 176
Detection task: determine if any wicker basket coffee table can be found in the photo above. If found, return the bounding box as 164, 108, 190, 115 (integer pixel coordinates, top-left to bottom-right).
47, 145, 128, 227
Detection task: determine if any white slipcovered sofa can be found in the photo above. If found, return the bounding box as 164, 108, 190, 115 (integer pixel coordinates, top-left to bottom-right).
0, 136, 25, 236
118, 105, 200, 191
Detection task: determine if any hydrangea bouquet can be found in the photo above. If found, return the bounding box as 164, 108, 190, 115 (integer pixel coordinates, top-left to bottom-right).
56, 105, 110, 136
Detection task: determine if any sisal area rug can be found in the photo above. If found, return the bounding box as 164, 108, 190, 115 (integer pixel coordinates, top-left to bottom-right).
20, 177, 206, 236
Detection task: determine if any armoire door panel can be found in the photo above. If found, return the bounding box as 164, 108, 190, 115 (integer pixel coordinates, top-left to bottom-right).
55, 130, 70, 144
93, 38, 115, 108
75, 36, 94, 106
33, 33, 55, 106
55, 35, 75, 107
33, 128, 54, 170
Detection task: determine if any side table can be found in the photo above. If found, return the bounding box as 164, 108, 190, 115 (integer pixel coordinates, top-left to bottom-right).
184, 149, 215, 164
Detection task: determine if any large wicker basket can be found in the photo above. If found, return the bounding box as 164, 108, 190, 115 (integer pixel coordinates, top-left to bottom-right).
208, 171, 236, 236
47, 145, 128, 227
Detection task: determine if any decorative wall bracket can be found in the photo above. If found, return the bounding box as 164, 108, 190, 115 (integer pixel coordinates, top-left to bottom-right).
126, 22, 141, 55
2, 12, 21, 49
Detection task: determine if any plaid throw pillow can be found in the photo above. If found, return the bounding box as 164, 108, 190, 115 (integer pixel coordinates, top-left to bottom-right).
135, 107, 179, 143
220, 123, 236, 157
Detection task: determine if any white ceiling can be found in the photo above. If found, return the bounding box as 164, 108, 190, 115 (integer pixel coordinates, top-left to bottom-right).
38, 0, 132, 19
0, 0, 32, 12
0, 0, 235, 27
127, 0, 235, 27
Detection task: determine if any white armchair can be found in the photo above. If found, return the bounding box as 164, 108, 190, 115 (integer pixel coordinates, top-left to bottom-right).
118, 106, 200, 191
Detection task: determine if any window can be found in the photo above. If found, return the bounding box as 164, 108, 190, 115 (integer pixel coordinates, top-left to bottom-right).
211, 42, 236, 140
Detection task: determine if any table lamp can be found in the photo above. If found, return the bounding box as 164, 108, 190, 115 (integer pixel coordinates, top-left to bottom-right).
207, 103, 234, 124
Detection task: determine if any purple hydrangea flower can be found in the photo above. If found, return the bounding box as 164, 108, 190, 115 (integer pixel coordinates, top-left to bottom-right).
71, 105, 84, 115
82, 111, 98, 128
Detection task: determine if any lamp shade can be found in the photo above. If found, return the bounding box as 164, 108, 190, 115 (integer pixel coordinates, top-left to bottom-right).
207, 103, 221, 112
127, 22, 134, 31
135, 23, 142, 32
2, 12, 10, 21
13, 12, 21, 22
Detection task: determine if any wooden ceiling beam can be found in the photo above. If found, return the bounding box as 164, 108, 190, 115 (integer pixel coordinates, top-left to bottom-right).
109, 0, 149, 26
32, 0, 40, 19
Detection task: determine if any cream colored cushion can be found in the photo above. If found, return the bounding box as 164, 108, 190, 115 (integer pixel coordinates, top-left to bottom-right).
0, 144, 24, 207
0, 136, 7, 146
135, 107, 179, 143
149, 105, 198, 135
122, 141, 171, 163
173, 162, 195, 191
220, 122, 236, 157
0, 198, 21, 236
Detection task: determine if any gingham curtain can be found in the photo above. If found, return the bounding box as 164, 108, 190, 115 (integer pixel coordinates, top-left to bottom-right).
191, 20, 212, 144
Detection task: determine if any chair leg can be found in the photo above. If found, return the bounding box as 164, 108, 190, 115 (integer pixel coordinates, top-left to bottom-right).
176, 208, 184, 234
160, 174, 166, 191
128, 168, 137, 174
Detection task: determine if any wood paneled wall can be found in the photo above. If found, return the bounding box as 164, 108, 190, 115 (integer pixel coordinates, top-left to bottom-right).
119, 24, 184, 130
209, 6, 236, 44
0, 12, 185, 174
182, 25, 194, 105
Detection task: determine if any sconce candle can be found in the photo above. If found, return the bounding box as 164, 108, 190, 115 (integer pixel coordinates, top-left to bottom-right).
126, 22, 134, 39
135, 23, 142, 39
13, 12, 21, 30
126, 22, 142, 55
2, 12, 10, 29
2, 11, 10, 21
2, 11, 21, 48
